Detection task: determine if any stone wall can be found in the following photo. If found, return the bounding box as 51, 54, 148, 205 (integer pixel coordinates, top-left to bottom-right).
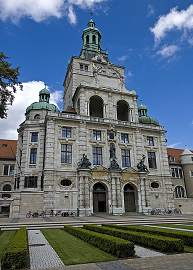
174, 198, 193, 214
19, 192, 44, 216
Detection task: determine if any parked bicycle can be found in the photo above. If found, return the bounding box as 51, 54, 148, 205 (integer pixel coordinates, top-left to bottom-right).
50, 209, 61, 217
26, 210, 46, 218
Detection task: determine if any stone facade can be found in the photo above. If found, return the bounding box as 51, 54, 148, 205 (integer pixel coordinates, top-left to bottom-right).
12, 16, 175, 218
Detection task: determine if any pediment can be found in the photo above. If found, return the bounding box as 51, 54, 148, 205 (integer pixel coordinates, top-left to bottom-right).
122, 167, 138, 173
92, 165, 108, 172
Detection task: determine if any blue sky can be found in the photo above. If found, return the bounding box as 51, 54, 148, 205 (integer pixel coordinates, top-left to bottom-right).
0, 0, 193, 150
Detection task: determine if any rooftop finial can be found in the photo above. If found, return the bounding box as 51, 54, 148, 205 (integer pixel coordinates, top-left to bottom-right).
140, 99, 142, 104
90, 12, 93, 20
44, 83, 47, 89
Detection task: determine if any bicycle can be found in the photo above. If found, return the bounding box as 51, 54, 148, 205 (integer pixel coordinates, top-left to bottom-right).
26, 211, 39, 218
50, 210, 60, 217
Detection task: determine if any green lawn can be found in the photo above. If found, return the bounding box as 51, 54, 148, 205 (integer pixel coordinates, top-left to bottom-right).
41, 229, 117, 265
0, 231, 16, 259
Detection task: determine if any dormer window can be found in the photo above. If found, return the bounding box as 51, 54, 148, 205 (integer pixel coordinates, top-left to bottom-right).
170, 156, 175, 162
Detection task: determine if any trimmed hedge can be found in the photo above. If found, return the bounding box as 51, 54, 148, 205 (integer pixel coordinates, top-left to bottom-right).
102, 224, 193, 247
84, 224, 184, 253
64, 225, 135, 258
2, 227, 28, 269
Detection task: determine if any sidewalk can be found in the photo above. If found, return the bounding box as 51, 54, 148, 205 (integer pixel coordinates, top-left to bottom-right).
32, 253, 193, 270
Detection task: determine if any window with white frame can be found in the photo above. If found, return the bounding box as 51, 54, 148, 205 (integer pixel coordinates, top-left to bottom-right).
3, 165, 14, 176
93, 130, 101, 140
174, 186, 185, 198
190, 171, 193, 177
121, 133, 129, 143
170, 156, 175, 162
171, 168, 183, 178
62, 127, 71, 138
147, 136, 154, 146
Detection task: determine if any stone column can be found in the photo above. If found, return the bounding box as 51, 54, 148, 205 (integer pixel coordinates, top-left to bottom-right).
139, 172, 149, 214
77, 169, 91, 216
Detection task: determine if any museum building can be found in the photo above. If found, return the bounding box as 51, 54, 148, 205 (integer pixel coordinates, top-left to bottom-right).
11, 15, 176, 217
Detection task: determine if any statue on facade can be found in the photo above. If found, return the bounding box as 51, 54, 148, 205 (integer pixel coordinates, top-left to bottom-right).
78, 154, 91, 169
137, 155, 149, 172
110, 143, 116, 159
109, 143, 121, 171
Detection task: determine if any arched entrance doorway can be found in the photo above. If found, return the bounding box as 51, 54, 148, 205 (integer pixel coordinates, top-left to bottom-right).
93, 183, 107, 213
124, 184, 136, 212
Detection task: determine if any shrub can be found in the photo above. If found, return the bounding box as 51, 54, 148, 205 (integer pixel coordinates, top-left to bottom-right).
2, 227, 28, 269
102, 224, 193, 247
64, 225, 135, 257
84, 224, 184, 253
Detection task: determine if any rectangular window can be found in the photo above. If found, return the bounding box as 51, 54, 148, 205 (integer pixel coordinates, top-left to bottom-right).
175, 168, 179, 178
191, 157, 193, 161
9, 165, 14, 176
80, 64, 83, 70
179, 168, 183, 178
24, 176, 37, 188
190, 171, 193, 177
61, 144, 72, 163
93, 130, 101, 140
30, 148, 37, 164
93, 147, 102, 165
62, 127, 71, 138
121, 133, 128, 143
31, 132, 38, 142
148, 152, 156, 169
171, 168, 175, 177
121, 149, 130, 167
147, 136, 154, 146
170, 156, 175, 162
109, 133, 114, 140
85, 65, 88, 71
3, 165, 9, 175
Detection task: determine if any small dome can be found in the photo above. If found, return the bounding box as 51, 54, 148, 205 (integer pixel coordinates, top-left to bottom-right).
138, 100, 147, 111
139, 116, 159, 126
39, 87, 50, 97
26, 84, 60, 113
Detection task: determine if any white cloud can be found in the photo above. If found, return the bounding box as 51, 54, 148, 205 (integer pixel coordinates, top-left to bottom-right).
157, 45, 180, 58
117, 55, 129, 61
147, 4, 155, 17
127, 71, 134, 77
150, 5, 193, 45
0, 0, 108, 24
0, 81, 62, 140
167, 142, 181, 148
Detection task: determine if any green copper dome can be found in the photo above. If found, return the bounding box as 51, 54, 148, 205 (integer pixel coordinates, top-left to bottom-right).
138, 99, 159, 126
26, 84, 59, 113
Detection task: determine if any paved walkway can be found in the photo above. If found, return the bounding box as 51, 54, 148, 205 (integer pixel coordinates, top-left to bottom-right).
28, 230, 64, 269
29, 253, 193, 270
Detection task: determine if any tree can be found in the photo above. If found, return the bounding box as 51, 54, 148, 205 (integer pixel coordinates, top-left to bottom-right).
0, 52, 23, 118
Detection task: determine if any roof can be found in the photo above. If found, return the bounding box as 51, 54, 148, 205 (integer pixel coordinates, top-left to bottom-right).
0, 139, 17, 160
167, 147, 193, 164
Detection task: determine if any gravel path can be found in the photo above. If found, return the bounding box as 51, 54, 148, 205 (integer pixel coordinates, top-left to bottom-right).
28, 230, 64, 269
134, 245, 165, 258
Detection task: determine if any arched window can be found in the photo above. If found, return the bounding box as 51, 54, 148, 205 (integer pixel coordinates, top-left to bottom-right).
93, 183, 106, 191
34, 114, 40, 119
90, 96, 103, 118
174, 186, 185, 198
124, 184, 134, 191
117, 100, 129, 121
93, 35, 96, 44
86, 35, 89, 44
3, 184, 11, 191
